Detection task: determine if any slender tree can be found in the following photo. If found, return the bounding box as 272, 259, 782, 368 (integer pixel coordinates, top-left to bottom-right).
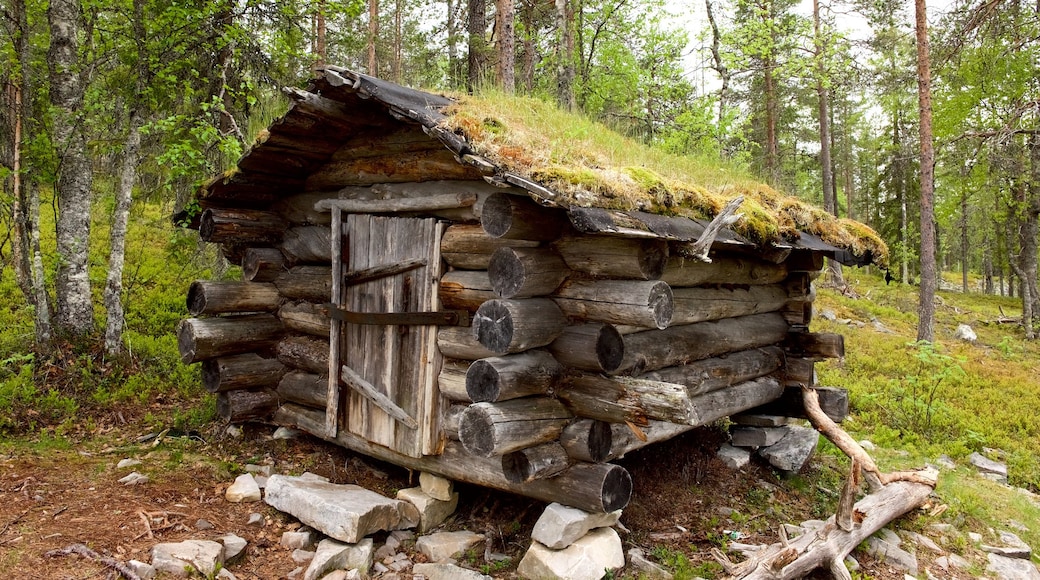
915, 0, 936, 342
496, 0, 516, 92
468, 0, 488, 91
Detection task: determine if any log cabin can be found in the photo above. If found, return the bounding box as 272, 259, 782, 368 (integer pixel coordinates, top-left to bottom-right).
176, 66, 888, 514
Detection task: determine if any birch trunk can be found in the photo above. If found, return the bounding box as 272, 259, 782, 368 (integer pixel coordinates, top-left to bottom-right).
104, 118, 142, 354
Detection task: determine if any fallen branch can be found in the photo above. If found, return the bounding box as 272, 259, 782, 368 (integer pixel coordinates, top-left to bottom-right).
45, 543, 141, 580
679, 196, 744, 262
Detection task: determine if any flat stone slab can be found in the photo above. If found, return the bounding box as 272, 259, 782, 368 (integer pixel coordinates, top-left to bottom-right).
303, 538, 373, 580
969, 452, 1008, 482
413, 562, 492, 580
730, 426, 788, 448
226, 474, 262, 502
419, 472, 454, 502
518, 527, 624, 580
416, 530, 485, 562
982, 530, 1032, 559
758, 425, 818, 472
863, 534, 917, 576
626, 547, 673, 579
717, 444, 750, 470
265, 474, 418, 543
396, 487, 459, 533
532, 502, 622, 550
987, 553, 1040, 579
151, 540, 225, 577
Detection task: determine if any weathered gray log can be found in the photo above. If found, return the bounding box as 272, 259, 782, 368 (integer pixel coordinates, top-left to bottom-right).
199, 208, 287, 244
438, 360, 472, 401
340, 365, 419, 430
278, 301, 332, 337
552, 280, 674, 329
276, 371, 327, 409
472, 299, 568, 354
345, 259, 426, 286
187, 280, 282, 316
553, 236, 669, 280
278, 400, 633, 512
480, 192, 567, 241
662, 254, 789, 287
502, 442, 571, 483
176, 315, 284, 364
670, 285, 789, 325
242, 247, 287, 282
202, 353, 286, 393
785, 331, 844, 360
781, 300, 813, 326
458, 398, 573, 457
314, 192, 478, 214
306, 149, 482, 189
488, 247, 570, 298
441, 224, 539, 269
270, 183, 500, 225
638, 346, 785, 396
439, 271, 496, 311
548, 323, 625, 373
560, 419, 613, 463
558, 374, 784, 426
280, 226, 333, 264
274, 266, 333, 302
437, 326, 498, 360
276, 334, 330, 374
618, 312, 790, 374
782, 357, 816, 388
217, 389, 280, 423
750, 386, 848, 423
465, 350, 563, 402
442, 403, 469, 440
607, 420, 696, 460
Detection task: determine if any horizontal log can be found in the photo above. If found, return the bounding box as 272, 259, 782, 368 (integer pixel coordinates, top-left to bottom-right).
438, 360, 471, 401
782, 357, 816, 388
465, 350, 563, 402
441, 224, 540, 269
217, 389, 280, 423
618, 312, 790, 374
280, 226, 334, 264
202, 353, 286, 393
305, 149, 484, 189
786, 250, 825, 272
553, 280, 674, 330
785, 331, 844, 360
638, 346, 785, 396
199, 208, 287, 244
243, 248, 287, 282
458, 397, 573, 457
560, 419, 613, 463
437, 326, 498, 360
661, 255, 789, 287
176, 314, 285, 364
439, 271, 496, 311
275, 266, 333, 302
750, 385, 848, 423
315, 192, 478, 214
670, 284, 789, 325
276, 334, 330, 374
553, 236, 669, 280
442, 403, 469, 440
278, 401, 633, 512
502, 442, 570, 483
187, 280, 282, 316
278, 301, 332, 337
607, 420, 696, 460
548, 323, 625, 373
473, 299, 567, 354
480, 192, 568, 241
276, 371, 327, 409
488, 247, 570, 299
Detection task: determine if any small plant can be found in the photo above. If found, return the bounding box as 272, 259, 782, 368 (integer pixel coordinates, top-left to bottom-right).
884, 341, 965, 440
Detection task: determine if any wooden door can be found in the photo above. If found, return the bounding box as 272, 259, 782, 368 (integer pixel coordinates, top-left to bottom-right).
339, 214, 444, 457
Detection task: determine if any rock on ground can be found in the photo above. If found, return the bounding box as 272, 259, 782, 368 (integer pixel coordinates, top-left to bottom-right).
415, 530, 485, 563
531, 502, 622, 550
151, 539, 225, 577
716, 444, 750, 470
517, 527, 625, 580
303, 538, 373, 580
225, 473, 262, 503
987, 553, 1040, 579
396, 486, 459, 533
412, 562, 492, 580
419, 472, 454, 502
758, 425, 818, 472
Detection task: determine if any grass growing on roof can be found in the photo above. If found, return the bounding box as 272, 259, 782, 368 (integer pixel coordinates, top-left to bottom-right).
443, 92, 888, 266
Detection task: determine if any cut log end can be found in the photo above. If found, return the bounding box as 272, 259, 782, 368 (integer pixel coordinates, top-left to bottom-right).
186, 281, 207, 316
488, 248, 527, 298
473, 301, 514, 354
600, 464, 634, 512
458, 406, 497, 457
648, 282, 675, 329
465, 359, 502, 402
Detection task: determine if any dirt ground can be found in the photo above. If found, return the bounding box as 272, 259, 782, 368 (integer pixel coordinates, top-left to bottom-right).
0, 419, 962, 579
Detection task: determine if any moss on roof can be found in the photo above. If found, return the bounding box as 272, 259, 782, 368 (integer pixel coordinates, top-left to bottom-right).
442, 93, 888, 267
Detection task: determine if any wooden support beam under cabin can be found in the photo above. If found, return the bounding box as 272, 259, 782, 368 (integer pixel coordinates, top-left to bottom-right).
276, 334, 330, 375
480, 192, 568, 241
218, 388, 280, 423
436, 327, 498, 360
488, 247, 570, 299
280, 226, 333, 264
276, 371, 328, 409
560, 419, 613, 463
278, 400, 633, 513
472, 299, 568, 354
201, 353, 286, 393
662, 255, 789, 287
552, 279, 674, 330
243, 248, 287, 282
458, 397, 573, 457
274, 266, 333, 302
502, 442, 570, 484
747, 385, 849, 423
438, 360, 471, 402
558, 374, 784, 427
785, 331, 845, 360
465, 350, 563, 403
637, 346, 785, 396
782, 357, 816, 388
306, 149, 484, 189
439, 271, 496, 312
199, 208, 288, 244
278, 301, 332, 337
176, 314, 285, 364
187, 280, 282, 316
548, 323, 625, 374
553, 236, 669, 281
618, 312, 790, 374
440, 224, 539, 270
669, 284, 790, 326
607, 420, 696, 461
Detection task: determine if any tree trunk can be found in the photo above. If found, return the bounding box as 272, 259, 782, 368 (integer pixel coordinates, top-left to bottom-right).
467, 0, 487, 92
705, 0, 730, 136
555, 0, 575, 110
915, 0, 936, 342
314, 0, 327, 67
104, 118, 142, 354
49, 0, 95, 337
495, 0, 515, 93
813, 0, 845, 289
368, 0, 379, 76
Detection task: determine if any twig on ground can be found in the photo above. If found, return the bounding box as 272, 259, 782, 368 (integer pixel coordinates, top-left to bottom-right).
44, 543, 141, 580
